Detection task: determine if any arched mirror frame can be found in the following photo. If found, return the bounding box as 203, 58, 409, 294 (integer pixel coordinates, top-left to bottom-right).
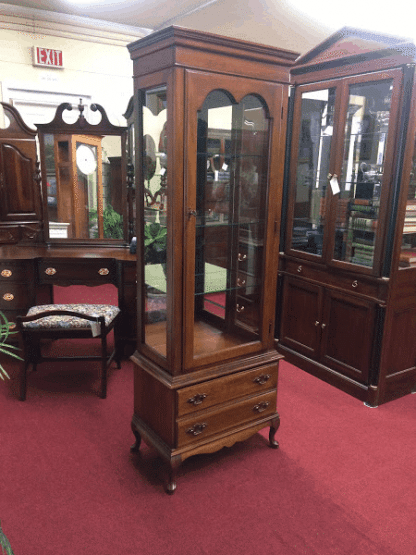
36, 100, 132, 246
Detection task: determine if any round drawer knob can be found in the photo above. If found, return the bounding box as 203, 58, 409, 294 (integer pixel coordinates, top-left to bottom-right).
297, 265, 303, 273
1, 269, 12, 278
45, 267, 57, 276
352, 280, 358, 288
98, 268, 110, 276
2, 293, 14, 301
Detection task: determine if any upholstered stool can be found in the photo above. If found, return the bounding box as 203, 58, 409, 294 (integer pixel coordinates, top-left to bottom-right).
16, 304, 121, 401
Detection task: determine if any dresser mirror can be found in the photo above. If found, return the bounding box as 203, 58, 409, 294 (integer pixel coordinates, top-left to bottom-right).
36, 100, 133, 245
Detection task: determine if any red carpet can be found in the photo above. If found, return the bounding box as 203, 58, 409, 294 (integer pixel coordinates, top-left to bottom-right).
0, 285, 415, 555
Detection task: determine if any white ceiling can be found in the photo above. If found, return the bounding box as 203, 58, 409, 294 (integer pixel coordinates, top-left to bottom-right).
0, 0, 414, 55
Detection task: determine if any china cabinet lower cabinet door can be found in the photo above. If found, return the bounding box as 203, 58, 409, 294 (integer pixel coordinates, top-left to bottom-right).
279, 275, 377, 389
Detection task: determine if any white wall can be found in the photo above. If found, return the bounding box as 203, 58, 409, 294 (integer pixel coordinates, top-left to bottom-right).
0, 4, 150, 127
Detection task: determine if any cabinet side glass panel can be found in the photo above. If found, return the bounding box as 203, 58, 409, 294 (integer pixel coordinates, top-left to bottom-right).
142, 87, 168, 357
194, 91, 270, 358
290, 88, 335, 255
399, 134, 416, 269
333, 79, 393, 267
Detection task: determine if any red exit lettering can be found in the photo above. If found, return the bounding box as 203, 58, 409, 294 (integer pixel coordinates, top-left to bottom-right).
34, 47, 63, 68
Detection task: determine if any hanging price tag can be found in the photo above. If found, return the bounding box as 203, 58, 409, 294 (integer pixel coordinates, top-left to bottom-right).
90, 321, 101, 337
330, 175, 340, 195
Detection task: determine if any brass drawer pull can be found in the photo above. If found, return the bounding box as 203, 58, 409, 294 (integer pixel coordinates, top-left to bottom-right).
186, 423, 207, 436
315, 321, 320, 326
1, 269, 12, 278
238, 253, 247, 262
2, 293, 14, 301
352, 280, 358, 288
253, 401, 270, 413
8, 322, 16, 330
236, 304, 245, 313
187, 393, 207, 406
237, 278, 246, 287
45, 267, 57, 276
297, 265, 303, 273
253, 374, 271, 385
98, 268, 110, 276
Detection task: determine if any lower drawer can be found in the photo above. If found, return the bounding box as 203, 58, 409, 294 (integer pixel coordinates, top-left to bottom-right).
0, 283, 33, 309
176, 390, 277, 447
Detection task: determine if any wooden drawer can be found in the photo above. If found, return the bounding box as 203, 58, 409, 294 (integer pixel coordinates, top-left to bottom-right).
177, 390, 276, 447
284, 259, 381, 299
0, 283, 33, 309
177, 364, 278, 417
0, 261, 33, 282
37, 259, 116, 284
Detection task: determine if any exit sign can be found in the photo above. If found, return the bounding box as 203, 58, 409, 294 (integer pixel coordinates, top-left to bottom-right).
33, 47, 63, 68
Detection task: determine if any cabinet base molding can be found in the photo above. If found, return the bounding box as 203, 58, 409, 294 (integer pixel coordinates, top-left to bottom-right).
130, 412, 280, 494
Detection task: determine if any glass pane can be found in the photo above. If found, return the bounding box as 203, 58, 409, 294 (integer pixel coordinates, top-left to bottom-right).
194, 92, 270, 359
101, 136, 123, 239
333, 79, 393, 267
399, 134, 416, 269
76, 142, 99, 239
290, 88, 336, 255
142, 87, 168, 357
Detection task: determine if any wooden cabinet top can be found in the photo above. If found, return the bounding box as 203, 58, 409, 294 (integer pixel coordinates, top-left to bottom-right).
0, 244, 136, 262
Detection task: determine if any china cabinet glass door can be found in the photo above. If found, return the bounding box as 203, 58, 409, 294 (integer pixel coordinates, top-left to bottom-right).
192, 88, 272, 362
287, 70, 402, 274
289, 86, 337, 257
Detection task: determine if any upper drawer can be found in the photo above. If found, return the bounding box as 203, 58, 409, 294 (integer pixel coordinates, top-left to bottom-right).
283, 259, 384, 300
0, 261, 33, 282
177, 363, 278, 417
37, 259, 116, 284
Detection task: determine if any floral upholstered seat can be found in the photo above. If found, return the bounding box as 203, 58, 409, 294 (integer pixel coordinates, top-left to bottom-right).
22, 304, 120, 331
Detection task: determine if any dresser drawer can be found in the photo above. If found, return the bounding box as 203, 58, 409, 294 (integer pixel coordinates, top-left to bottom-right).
0, 261, 33, 282
37, 260, 116, 284
177, 390, 277, 447
0, 283, 33, 309
177, 364, 278, 417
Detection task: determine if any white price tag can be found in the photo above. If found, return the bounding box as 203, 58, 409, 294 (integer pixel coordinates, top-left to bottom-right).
330, 175, 340, 195
90, 321, 101, 337
160, 167, 166, 176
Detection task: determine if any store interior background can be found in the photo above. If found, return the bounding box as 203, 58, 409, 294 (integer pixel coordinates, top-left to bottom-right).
1, 0, 415, 130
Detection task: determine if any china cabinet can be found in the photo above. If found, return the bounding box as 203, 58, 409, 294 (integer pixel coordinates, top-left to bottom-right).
277, 27, 416, 406
128, 26, 298, 492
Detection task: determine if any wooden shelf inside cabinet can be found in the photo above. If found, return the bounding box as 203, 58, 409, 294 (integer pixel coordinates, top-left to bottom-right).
127, 25, 298, 493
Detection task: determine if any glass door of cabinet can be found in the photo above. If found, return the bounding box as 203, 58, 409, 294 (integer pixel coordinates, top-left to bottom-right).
286, 83, 339, 259
330, 70, 403, 273
185, 74, 283, 369
286, 69, 403, 275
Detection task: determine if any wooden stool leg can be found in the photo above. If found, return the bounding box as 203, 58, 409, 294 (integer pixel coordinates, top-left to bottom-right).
100, 332, 108, 399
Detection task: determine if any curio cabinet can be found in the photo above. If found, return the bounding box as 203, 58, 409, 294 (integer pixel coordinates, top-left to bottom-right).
277, 27, 416, 406
128, 27, 297, 492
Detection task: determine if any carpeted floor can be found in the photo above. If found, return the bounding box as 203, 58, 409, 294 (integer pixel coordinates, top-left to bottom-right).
0, 286, 414, 555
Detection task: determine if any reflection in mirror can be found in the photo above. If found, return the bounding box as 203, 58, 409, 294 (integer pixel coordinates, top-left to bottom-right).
36, 100, 130, 244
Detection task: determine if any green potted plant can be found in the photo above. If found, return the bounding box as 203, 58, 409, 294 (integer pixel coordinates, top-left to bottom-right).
0, 521, 14, 555
0, 311, 21, 381
0, 313, 18, 554
144, 221, 167, 266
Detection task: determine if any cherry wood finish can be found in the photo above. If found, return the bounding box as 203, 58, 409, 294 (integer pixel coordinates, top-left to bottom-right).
277, 27, 416, 406
0, 103, 43, 244
128, 27, 297, 492
0, 245, 136, 352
